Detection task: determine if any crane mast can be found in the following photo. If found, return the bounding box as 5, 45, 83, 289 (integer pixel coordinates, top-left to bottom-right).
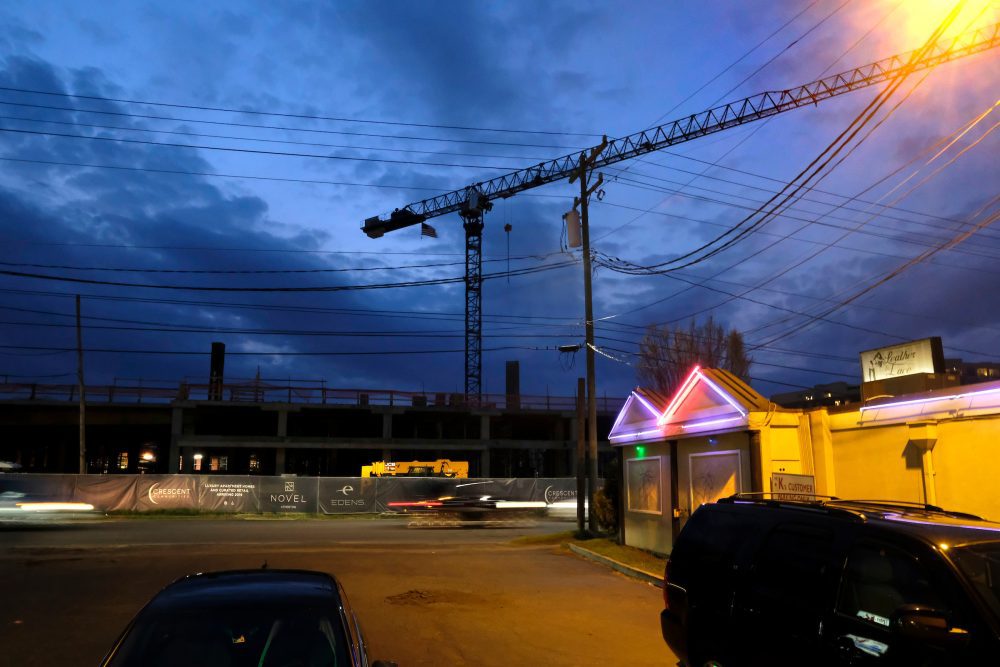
361, 22, 1000, 402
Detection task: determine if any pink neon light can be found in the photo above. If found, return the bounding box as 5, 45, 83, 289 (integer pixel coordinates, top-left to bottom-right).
609, 428, 663, 442
860, 385, 1000, 412
679, 416, 743, 430
657, 366, 701, 426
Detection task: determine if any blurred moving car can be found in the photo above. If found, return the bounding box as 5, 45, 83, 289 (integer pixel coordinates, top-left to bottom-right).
100, 569, 397, 667
0, 474, 95, 521
661, 495, 1000, 666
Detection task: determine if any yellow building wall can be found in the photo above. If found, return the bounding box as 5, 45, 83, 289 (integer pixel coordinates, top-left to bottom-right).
930, 416, 1000, 521
823, 411, 1000, 521
760, 422, 807, 476
827, 420, 926, 503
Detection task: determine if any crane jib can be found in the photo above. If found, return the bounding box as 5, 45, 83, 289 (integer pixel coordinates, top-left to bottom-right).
360, 21, 999, 234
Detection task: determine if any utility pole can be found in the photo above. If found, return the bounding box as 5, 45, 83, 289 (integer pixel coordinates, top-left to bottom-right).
76, 295, 86, 474
570, 138, 606, 534
576, 377, 585, 536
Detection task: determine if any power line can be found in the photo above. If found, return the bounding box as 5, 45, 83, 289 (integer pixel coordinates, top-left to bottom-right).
0, 126, 527, 171
0, 252, 562, 275
645, 0, 822, 127
0, 85, 600, 138
0, 344, 558, 357
0, 113, 561, 162
750, 197, 1000, 349
0, 258, 577, 292
0, 154, 571, 204
603, 173, 1000, 258
593, 198, 1000, 269
607, 165, 1000, 243
596, 6, 967, 276
706, 0, 852, 107
0, 99, 583, 150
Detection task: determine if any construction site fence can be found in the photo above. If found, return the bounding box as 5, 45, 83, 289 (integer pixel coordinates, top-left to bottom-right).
1, 474, 582, 515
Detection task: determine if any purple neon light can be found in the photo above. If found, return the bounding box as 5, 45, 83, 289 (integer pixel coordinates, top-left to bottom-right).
609, 391, 664, 437
609, 428, 663, 441
633, 392, 663, 419
860, 385, 1000, 412
678, 416, 743, 430
882, 513, 1000, 533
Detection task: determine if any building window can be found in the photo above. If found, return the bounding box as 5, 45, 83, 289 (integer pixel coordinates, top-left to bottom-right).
249, 454, 260, 473
219, 456, 229, 471
117, 451, 129, 470
977, 367, 997, 378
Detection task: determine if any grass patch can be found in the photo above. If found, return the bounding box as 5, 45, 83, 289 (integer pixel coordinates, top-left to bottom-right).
509, 530, 576, 545
510, 530, 666, 576
572, 538, 666, 575
105, 509, 244, 520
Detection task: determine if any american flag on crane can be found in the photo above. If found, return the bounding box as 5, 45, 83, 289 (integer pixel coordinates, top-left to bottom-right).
420, 222, 438, 238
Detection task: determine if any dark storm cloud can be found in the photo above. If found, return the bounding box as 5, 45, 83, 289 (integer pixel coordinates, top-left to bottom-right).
0, 53, 511, 392
291, 0, 602, 135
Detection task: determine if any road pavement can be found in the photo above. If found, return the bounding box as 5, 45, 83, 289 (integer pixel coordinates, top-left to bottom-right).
0, 517, 676, 666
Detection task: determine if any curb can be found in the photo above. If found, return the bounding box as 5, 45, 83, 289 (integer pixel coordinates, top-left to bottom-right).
568, 543, 664, 588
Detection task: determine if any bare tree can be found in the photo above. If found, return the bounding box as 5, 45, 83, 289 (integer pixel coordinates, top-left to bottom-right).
636, 316, 752, 394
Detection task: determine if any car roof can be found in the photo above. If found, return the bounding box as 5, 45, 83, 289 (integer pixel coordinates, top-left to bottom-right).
713, 496, 1000, 548
865, 511, 1000, 548
147, 569, 344, 612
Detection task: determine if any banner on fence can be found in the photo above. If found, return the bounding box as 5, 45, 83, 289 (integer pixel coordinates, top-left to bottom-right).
260, 476, 318, 513
318, 477, 376, 514
135, 475, 198, 512
74, 475, 136, 512
0, 474, 581, 514
198, 476, 260, 512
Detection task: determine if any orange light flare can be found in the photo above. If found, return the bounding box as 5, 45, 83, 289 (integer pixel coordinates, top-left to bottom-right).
842, 1, 999, 125
851, 1, 998, 59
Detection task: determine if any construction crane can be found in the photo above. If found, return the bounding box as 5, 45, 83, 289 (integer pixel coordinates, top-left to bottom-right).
361, 22, 1000, 402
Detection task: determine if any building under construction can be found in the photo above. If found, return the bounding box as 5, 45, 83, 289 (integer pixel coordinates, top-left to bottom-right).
0, 377, 619, 478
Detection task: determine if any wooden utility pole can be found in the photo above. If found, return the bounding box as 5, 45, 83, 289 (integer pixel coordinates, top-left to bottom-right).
76, 295, 86, 474
570, 137, 606, 534
576, 377, 586, 535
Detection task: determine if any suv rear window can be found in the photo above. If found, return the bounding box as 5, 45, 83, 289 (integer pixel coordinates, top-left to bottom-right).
753, 523, 836, 607
673, 507, 757, 576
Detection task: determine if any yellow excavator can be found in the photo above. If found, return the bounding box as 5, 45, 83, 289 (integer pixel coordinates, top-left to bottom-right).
361, 459, 468, 478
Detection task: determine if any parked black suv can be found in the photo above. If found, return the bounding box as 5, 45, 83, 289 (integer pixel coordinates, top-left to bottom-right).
661, 495, 1000, 666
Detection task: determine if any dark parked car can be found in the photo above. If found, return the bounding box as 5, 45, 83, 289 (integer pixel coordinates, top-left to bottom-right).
661, 495, 1000, 666
100, 569, 397, 667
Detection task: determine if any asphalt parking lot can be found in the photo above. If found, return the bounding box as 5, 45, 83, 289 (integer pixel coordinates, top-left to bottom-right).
0, 518, 675, 666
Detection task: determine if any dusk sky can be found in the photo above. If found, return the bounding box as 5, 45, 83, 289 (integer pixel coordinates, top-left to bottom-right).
0, 0, 997, 401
